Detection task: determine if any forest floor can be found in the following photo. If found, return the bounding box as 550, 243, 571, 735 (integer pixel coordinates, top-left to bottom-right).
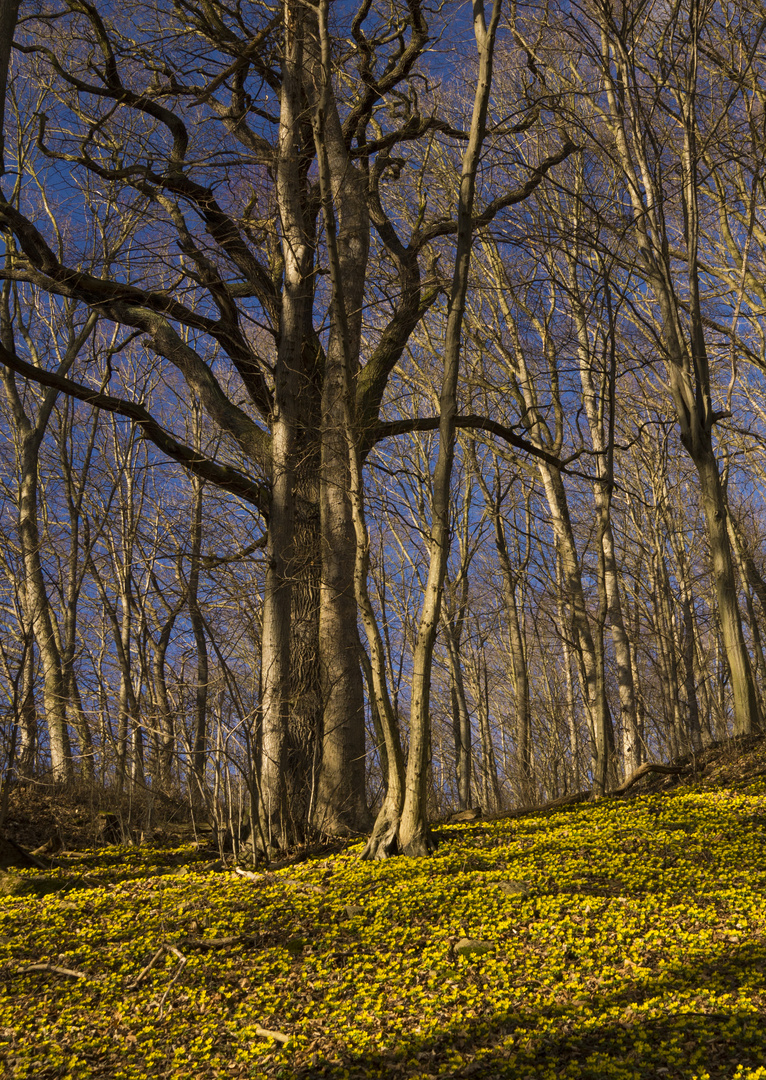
2, 739, 766, 1080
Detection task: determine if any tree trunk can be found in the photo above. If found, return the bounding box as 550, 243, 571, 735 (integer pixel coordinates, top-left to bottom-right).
694, 448, 760, 735
443, 614, 472, 810
285, 510, 321, 839
494, 514, 533, 805
568, 250, 639, 781
399, 0, 503, 857
187, 478, 209, 805
471, 648, 501, 812
311, 0, 401, 856
0, 0, 20, 177
151, 607, 181, 791
310, 1, 371, 837
257, 0, 315, 850
17, 631, 37, 778
18, 440, 72, 782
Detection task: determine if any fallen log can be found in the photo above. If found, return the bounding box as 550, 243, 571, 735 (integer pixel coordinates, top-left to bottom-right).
0, 835, 46, 870
610, 761, 688, 796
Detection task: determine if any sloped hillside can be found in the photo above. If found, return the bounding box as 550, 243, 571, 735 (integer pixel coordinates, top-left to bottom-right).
2, 743, 766, 1079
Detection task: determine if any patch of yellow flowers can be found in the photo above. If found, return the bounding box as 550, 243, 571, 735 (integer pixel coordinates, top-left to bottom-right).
1, 784, 766, 1078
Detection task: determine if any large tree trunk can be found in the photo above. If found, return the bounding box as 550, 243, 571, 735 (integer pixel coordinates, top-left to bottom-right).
0, 0, 20, 177
317, 440, 369, 834
309, 1, 371, 837
257, 0, 315, 850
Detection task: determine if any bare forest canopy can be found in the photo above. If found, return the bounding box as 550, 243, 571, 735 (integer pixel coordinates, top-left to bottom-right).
2, 0, 766, 857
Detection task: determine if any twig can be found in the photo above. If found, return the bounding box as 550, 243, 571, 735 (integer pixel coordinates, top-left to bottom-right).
127, 946, 164, 989
18, 962, 87, 979
254, 1024, 291, 1045
180, 934, 258, 949
157, 946, 187, 1019
352, 879, 387, 899
127, 943, 188, 1015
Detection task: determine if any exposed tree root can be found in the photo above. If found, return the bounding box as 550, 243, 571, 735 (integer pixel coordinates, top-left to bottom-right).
360, 808, 401, 861
400, 825, 438, 858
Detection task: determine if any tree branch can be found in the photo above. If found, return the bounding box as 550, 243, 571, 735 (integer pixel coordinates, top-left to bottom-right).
412, 139, 580, 251
0, 342, 269, 514
369, 414, 580, 468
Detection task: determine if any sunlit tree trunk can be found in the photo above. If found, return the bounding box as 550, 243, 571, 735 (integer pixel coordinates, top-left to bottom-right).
0, 291, 98, 782
566, 246, 639, 781
257, 0, 315, 849
400, 0, 503, 857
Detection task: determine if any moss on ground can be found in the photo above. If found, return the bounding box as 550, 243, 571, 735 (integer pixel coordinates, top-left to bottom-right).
2, 782, 766, 1078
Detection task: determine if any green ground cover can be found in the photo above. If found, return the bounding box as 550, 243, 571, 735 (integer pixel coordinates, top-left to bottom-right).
2, 783, 766, 1079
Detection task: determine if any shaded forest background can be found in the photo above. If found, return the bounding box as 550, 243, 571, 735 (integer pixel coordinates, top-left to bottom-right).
2, 0, 766, 853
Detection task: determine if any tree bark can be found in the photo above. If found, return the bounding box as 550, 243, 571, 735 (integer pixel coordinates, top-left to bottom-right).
399, 0, 503, 857
0, 0, 21, 178
187, 478, 209, 806
257, 0, 315, 850
309, 0, 371, 837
